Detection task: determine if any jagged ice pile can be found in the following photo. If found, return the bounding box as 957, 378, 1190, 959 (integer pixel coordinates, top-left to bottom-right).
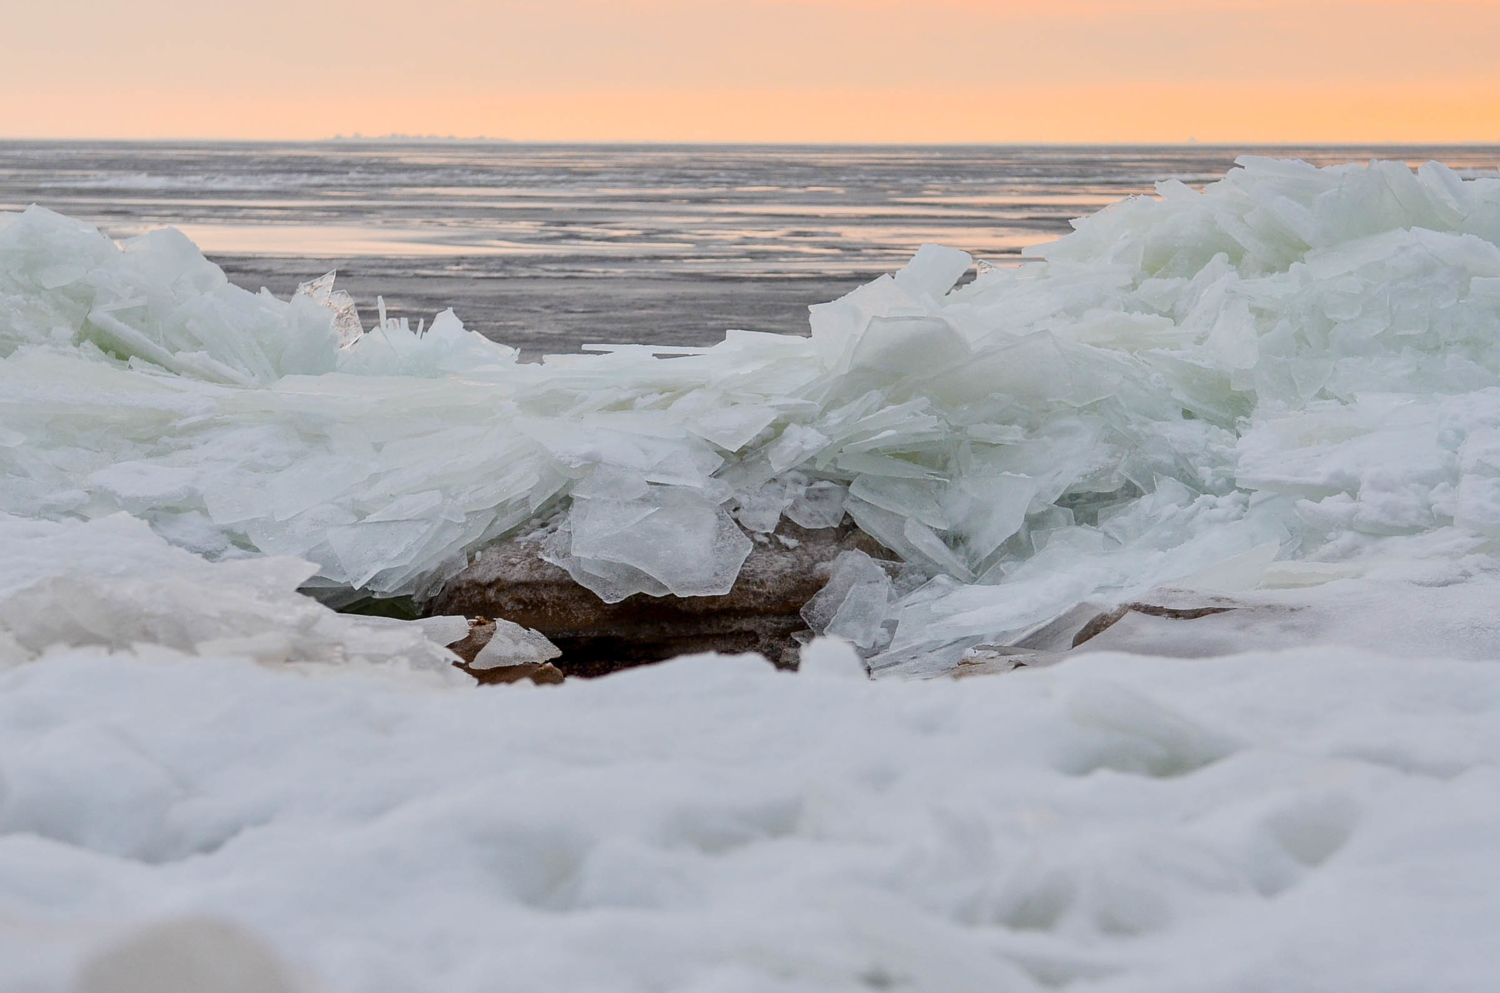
5, 158, 1500, 993
5, 157, 1500, 673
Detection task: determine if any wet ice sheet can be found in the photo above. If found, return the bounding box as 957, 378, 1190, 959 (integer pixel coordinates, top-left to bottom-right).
13, 142, 1494, 355
7, 156, 1500, 670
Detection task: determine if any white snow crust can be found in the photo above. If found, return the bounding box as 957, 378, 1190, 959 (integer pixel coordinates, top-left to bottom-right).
7, 156, 1500, 670
2, 645, 1498, 992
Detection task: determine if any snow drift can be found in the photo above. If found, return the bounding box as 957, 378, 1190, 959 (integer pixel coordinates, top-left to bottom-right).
5, 156, 1500, 672
4, 643, 1499, 992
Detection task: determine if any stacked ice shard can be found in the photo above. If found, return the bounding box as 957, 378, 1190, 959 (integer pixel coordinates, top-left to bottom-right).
5, 155, 1500, 672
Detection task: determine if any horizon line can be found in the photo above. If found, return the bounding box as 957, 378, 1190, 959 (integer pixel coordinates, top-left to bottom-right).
4, 137, 1500, 149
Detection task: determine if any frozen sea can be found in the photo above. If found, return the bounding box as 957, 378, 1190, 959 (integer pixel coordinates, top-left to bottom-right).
4, 141, 1498, 356
8, 147, 1500, 992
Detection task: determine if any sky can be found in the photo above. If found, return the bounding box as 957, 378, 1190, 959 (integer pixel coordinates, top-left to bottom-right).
4, 0, 1499, 143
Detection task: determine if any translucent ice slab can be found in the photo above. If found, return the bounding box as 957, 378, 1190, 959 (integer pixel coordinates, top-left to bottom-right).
6, 155, 1500, 671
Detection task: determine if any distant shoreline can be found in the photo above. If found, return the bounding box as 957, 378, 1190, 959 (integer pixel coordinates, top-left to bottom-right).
5, 137, 1500, 150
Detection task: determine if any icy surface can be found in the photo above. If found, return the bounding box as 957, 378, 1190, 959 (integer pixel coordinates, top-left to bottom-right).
0, 512, 467, 681
2, 644, 1498, 992
1073, 566, 1500, 662
7, 156, 1500, 662
5, 157, 1500, 990
470, 618, 561, 670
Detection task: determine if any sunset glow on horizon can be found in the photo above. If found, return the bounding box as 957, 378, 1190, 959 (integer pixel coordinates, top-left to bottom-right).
6, 0, 1500, 143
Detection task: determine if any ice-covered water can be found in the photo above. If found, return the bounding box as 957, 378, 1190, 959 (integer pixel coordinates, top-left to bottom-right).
6, 142, 1497, 356
7, 150, 1500, 993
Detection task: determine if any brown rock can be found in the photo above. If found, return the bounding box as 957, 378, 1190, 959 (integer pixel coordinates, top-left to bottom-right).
430, 518, 890, 678
467, 661, 564, 685
528, 662, 566, 685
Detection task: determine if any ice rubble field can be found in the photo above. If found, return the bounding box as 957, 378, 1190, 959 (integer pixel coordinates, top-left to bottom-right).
10, 157, 1500, 668
4, 156, 1500, 988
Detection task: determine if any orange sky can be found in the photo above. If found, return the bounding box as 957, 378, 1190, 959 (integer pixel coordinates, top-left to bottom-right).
5, 0, 1499, 142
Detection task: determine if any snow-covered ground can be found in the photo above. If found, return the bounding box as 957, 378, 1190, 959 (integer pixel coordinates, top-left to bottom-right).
3, 638, 1498, 992
5, 156, 1500, 989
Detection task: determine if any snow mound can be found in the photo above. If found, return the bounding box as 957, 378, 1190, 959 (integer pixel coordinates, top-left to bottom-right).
0, 513, 466, 681
70, 916, 308, 993
5, 156, 1500, 670
1, 646, 1497, 992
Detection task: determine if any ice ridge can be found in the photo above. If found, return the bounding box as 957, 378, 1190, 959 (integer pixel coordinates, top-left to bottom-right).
5, 155, 1500, 672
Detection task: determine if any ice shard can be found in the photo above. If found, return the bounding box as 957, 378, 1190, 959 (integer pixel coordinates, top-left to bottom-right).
6, 156, 1500, 671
